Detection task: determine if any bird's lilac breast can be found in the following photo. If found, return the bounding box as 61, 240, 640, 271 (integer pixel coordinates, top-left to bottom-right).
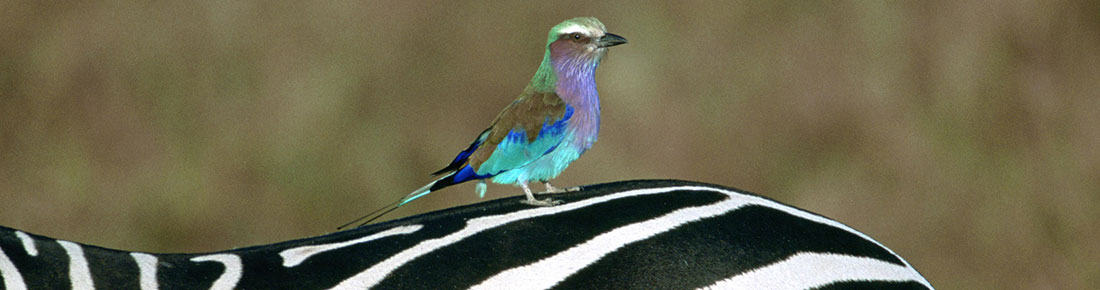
554, 68, 601, 150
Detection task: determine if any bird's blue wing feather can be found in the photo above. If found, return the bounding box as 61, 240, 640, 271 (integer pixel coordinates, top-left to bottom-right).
433, 91, 572, 187
473, 106, 573, 177
431, 129, 490, 176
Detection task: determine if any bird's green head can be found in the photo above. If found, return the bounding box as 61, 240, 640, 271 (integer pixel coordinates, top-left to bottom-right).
545, 17, 627, 65
528, 17, 626, 92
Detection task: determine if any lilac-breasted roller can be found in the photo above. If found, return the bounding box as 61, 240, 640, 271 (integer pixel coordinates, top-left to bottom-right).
342, 17, 625, 227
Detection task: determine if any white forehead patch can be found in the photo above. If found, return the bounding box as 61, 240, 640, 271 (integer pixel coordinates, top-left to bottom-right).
557, 24, 599, 37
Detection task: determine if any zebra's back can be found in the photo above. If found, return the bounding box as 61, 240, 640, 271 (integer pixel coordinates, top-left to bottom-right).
0, 179, 932, 289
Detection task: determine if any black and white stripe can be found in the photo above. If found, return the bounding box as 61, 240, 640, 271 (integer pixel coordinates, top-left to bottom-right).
0, 179, 933, 289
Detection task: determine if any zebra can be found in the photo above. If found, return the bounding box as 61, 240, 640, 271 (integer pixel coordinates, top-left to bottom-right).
0, 179, 932, 289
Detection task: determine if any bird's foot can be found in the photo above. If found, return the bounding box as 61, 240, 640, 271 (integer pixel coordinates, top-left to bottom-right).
541, 182, 569, 194
521, 182, 563, 206
521, 198, 563, 207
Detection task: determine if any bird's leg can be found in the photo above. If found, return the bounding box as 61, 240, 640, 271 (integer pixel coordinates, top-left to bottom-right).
541, 182, 569, 194
544, 181, 582, 193
520, 182, 562, 206
520, 182, 536, 200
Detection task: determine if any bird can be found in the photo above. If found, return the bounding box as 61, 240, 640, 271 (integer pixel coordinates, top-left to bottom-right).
340, 17, 626, 228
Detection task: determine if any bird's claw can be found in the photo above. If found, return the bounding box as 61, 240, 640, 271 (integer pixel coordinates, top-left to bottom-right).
521, 198, 563, 207
541, 183, 576, 194
542, 187, 567, 194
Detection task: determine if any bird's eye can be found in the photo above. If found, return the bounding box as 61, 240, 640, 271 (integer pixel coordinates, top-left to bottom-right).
572, 33, 582, 40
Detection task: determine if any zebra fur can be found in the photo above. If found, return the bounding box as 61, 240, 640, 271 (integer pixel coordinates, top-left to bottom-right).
0, 179, 932, 289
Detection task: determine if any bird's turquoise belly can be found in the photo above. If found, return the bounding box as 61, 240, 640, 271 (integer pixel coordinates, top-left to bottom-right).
490, 139, 587, 184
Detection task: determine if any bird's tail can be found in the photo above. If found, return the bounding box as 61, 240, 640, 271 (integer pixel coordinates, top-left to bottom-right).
336, 175, 449, 230
398, 180, 439, 206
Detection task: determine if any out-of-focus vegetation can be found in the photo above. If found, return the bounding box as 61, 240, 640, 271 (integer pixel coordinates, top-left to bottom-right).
1, 1, 1097, 288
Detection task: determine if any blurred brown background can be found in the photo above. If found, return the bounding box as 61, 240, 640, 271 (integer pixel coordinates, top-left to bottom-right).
2, 1, 1098, 289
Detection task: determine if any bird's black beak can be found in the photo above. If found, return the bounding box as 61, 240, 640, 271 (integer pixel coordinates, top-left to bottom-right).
597, 33, 628, 48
